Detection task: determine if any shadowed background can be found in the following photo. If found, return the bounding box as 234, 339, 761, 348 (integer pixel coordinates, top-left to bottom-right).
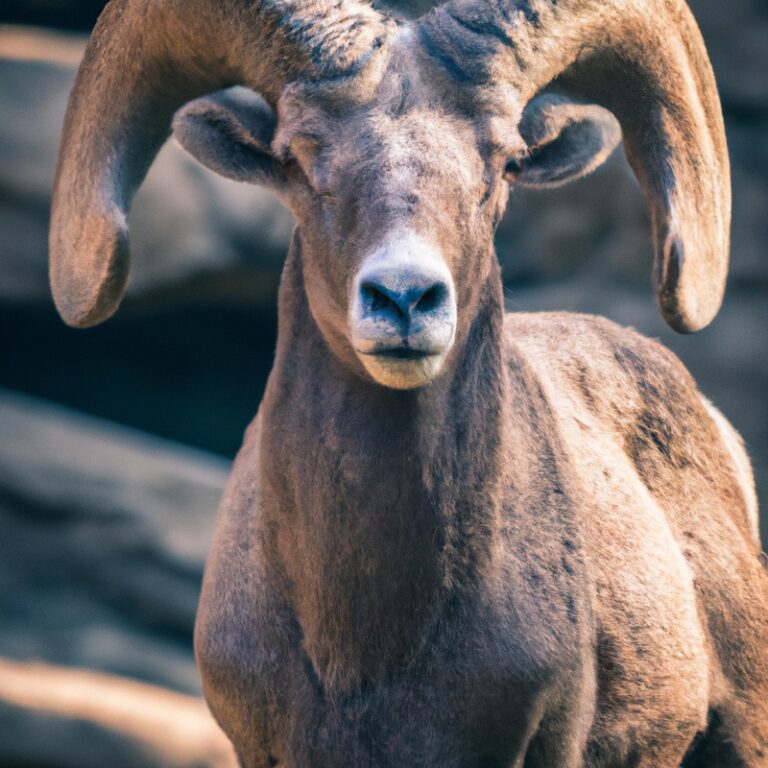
0, 1, 766, 765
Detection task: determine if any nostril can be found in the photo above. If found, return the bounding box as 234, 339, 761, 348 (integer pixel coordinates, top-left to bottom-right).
415, 284, 446, 314
361, 282, 407, 318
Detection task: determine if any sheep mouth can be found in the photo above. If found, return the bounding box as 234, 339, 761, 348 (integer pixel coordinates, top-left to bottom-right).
353, 340, 452, 390
358, 347, 435, 360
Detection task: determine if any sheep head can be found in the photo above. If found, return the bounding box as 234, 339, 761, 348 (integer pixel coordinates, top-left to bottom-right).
50, 0, 730, 389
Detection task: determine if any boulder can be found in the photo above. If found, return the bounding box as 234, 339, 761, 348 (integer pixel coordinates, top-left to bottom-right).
0, 388, 229, 692
0, 388, 240, 763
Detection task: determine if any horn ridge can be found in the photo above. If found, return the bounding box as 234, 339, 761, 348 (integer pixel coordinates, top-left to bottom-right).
421, 0, 730, 333
50, 0, 388, 328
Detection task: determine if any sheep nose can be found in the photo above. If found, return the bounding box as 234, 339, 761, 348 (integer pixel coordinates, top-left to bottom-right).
351, 235, 457, 388
358, 271, 450, 324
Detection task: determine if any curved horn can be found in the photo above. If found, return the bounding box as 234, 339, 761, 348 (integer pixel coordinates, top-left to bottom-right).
50, 0, 388, 328
421, 0, 730, 333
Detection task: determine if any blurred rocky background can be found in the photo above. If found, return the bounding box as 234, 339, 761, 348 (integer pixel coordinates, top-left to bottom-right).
0, 0, 766, 765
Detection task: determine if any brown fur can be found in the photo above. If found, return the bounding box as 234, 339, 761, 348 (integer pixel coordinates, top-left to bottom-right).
49, 0, 766, 765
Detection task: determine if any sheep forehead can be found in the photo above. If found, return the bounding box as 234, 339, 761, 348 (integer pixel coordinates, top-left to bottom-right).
283, 48, 490, 202
334, 107, 485, 197
384, 109, 478, 170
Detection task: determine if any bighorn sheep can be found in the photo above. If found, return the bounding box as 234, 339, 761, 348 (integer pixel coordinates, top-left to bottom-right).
50, 0, 768, 764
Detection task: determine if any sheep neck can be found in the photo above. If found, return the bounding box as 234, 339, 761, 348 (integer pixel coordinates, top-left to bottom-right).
259, 236, 510, 691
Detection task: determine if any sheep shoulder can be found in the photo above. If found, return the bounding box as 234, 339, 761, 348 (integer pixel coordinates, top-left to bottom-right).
504, 310, 758, 549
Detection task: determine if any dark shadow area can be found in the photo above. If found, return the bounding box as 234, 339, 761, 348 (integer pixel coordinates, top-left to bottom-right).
0, 1, 106, 31
0, 302, 278, 457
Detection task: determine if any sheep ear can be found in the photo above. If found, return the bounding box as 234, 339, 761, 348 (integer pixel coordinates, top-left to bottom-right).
506, 95, 621, 189
173, 88, 283, 186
